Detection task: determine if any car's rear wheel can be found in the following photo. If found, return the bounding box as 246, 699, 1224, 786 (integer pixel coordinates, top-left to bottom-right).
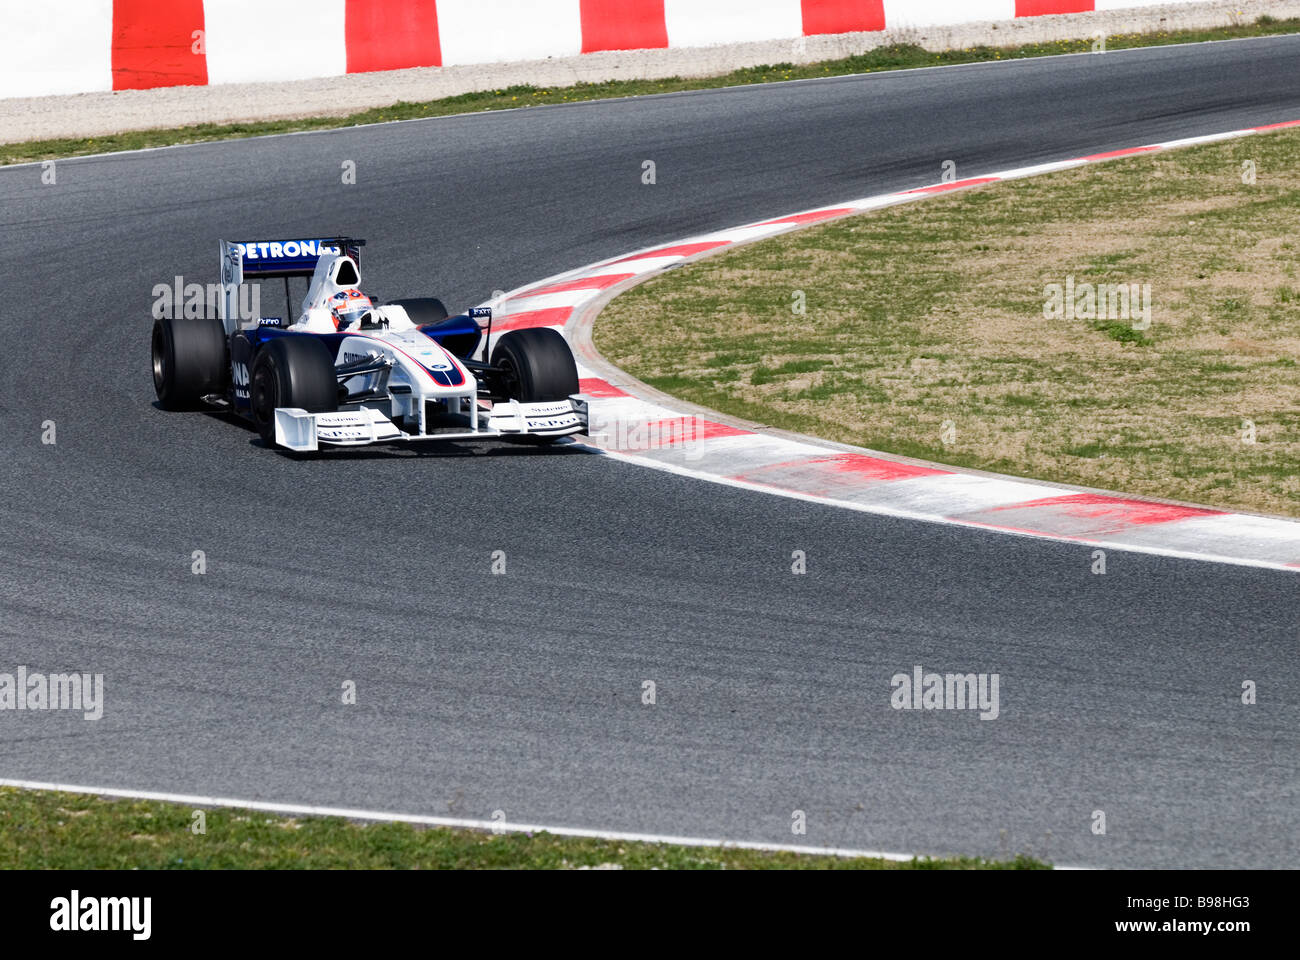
386, 297, 449, 325
152, 316, 227, 410
250, 336, 338, 445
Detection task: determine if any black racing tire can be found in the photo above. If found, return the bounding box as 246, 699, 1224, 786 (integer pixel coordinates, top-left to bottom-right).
387, 297, 449, 325
491, 328, 579, 403
250, 336, 338, 445
152, 316, 227, 410
490, 328, 580, 446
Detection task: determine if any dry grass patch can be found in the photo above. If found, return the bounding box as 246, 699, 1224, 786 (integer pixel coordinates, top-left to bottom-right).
596, 129, 1300, 515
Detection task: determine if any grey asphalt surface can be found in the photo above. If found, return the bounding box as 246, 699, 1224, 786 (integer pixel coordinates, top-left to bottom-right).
2, 37, 1299, 868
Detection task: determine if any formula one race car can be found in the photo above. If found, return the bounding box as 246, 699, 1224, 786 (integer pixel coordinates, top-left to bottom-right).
150, 236, 590, 451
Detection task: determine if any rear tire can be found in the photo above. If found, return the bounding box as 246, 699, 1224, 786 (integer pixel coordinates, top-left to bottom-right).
250, 336, 338, 445
152, 316, 227, 410
387, 297, 449, 325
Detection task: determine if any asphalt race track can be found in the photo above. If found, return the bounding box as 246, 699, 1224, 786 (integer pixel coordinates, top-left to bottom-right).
3, 37, 1299, 868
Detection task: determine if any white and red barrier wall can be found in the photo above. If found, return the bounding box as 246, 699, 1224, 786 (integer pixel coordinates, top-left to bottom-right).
3, 0, 1223, 99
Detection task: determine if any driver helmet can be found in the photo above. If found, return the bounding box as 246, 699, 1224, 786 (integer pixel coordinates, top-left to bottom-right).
329, 288, 374, 331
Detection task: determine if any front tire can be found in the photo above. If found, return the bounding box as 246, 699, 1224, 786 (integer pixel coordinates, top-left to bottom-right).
250, 336, 338, 445
152, 316, 227, 410
491, 328, 579, 403
491, 328, 580, 446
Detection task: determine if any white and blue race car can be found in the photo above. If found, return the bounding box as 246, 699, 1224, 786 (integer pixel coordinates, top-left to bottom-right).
151, 236, 591, 451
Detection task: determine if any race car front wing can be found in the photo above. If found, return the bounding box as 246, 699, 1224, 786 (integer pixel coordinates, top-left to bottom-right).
272, 396, 596, 451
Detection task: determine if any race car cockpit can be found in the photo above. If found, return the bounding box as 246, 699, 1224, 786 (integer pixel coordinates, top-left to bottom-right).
293, 252, 386, 333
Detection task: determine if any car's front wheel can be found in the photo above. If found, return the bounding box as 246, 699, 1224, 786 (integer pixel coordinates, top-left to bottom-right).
250, 336, 339, 445
491, 328, 579, 403
490, 328, 580, 446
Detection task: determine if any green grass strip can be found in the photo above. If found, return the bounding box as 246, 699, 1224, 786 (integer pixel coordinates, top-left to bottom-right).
0, 787, 1049, 869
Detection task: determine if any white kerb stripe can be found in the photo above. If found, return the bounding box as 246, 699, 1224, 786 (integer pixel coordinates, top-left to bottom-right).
664, 0, 803, 48
0, 0, 113, 98
883, 0, 1015, 29
1095, 0, 1199, 9
437, 0, 583, 67
204, 0, 347, 85
499, 290, 601, 313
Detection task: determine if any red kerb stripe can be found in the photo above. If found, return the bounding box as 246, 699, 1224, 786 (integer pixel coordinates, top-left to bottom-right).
800, 0, 885, 35
1081, 145, 1161, 161
646, 418, 750, 445
809, 454, 950, 481
515, 274, 636, 299
905, 177, 1000, 195
1015, 0, 1094, 15
1253, 119, 1300, 131
759, 208, 854, 226
581, 0, 668, 53
579, 378, 630, 398
989, 494, 1225, 526
112, 0, 207, 90
493, 307, 574, 332
616, 242, 731, 262
345, 0, 441, 73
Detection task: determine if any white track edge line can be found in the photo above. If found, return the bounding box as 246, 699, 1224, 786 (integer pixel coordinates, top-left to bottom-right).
0, 777, 1014, 865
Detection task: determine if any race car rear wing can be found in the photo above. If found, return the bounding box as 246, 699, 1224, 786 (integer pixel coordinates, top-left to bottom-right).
219, 236, 364, 332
